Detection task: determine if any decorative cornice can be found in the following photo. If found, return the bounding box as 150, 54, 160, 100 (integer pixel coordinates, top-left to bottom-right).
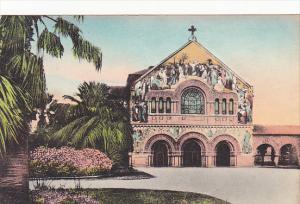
133, 124, 253, 129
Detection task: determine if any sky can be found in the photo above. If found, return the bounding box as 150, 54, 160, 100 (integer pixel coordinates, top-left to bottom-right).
43, 15, 300, 125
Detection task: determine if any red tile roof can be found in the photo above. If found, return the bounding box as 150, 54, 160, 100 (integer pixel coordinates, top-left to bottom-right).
253, 125, 300, 135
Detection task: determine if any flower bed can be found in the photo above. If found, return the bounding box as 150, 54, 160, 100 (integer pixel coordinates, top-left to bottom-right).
30, 147, 112, 177
32, 190, 98, 204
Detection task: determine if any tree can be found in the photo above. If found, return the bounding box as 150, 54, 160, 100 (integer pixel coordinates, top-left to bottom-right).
0, 16, 102, 155
0, 16, 104, 204
51, 82, 133, 166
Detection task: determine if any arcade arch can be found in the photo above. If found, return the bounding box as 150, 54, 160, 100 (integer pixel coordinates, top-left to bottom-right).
255, 144, 276, 166
278, 144, 298, 166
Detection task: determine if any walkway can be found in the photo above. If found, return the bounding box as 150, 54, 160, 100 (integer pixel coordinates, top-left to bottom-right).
30, 167, 300, 204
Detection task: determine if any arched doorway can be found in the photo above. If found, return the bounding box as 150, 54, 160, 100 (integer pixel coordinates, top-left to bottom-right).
216, 141, 231, 167
182, 139, 202, 167
279, 144, 298, 166
255, 144, 275, 166
152, 140, 169, 167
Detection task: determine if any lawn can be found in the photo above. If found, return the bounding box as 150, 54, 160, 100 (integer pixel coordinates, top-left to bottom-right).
30, 188, 230, 204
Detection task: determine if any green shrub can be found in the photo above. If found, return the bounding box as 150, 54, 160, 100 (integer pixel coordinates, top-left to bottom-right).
79, 167, 109, 176
30, 160, 78, 177
29, 160, 110, 177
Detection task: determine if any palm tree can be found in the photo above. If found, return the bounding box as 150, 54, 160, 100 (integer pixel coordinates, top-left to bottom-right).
0, 15, 102, 154
51, 82, 132, 165
0, 16, 102, 203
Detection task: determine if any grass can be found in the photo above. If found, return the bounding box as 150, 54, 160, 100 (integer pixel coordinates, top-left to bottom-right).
30, 188, 230, 204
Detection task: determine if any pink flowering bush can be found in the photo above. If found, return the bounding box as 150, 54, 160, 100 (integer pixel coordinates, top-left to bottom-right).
30, 146, 112, 177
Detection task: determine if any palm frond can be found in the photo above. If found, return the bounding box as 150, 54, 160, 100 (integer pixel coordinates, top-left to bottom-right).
8, 52, 47, 108
63, 95, 81, 104
0, 16, 29, 52
0, 75, 30, 155
72, 37, 102, 71
54, 17, 81, 39
83, 122, 103, 148
53, 16, 102, 70
52, 116, 90, 146
37, 28, 64, 58
71, 116, 99, 147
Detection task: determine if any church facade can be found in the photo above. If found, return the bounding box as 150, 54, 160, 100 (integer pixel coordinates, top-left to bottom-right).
121, 28, 300, 168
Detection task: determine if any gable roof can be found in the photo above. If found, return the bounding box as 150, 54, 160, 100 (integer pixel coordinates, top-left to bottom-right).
129, 68, 149, 76
134, 40, 252, 89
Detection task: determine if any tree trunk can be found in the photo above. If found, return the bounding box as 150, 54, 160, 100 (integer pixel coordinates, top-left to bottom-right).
0, 137, 29, 204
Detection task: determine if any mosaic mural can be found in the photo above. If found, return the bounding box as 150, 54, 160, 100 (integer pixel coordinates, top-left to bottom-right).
132, 125, 253, 153
131, 58, 253, 124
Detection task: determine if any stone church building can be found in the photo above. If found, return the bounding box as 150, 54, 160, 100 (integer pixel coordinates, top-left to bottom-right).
115, 27, 300, 168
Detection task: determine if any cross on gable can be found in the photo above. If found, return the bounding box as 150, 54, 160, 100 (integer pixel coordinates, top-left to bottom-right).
188, 25, 197, 41
188, 25, 197, 35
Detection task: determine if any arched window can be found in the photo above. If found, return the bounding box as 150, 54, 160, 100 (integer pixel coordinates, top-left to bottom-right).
151, 97, 156, 113
215, 99, 220, 114
229, 99, 234, 115
159, 97, 164, 113
181, 87, 205, 114
222, 99, 227, 114
166, 97, 172, 113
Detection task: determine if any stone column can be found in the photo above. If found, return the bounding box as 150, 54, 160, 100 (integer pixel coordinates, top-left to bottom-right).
230, 152, 236, 166
274, 155, 280, 167
207, 102, 211, 115
148, 100, 151, 114
227, 101, 230, 115
171, 151, 182, 167
211, 102, 214, 115
172, 101, 175, 113
128, 152, 133, 167
148, 154, 153, 167
168, 153, 172, 166
201, 153, 207, 167
174, 100, 178, 113
234, 102, 238, 115
206, 152, 215, 167
179, 151, 183, 166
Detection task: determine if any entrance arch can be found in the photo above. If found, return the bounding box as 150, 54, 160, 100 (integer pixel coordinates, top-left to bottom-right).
279, 144, 298, 166
178, 132, 209, 167
215, 141, 231, 167
212, 135, 239, 167
151, 140, 169, 167
182, 139, 202, 167
255, 144, 275, 166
